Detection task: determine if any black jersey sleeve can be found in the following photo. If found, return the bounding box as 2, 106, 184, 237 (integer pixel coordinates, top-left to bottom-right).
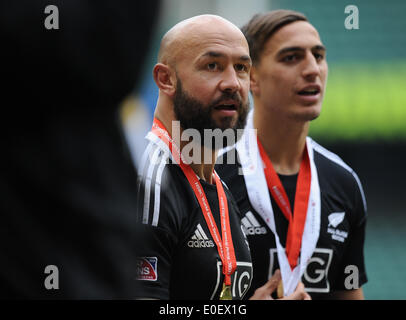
333, 171, 368, 290
136, 153, 185, 299
311, 141, 368, 292
136, 224, 177, 299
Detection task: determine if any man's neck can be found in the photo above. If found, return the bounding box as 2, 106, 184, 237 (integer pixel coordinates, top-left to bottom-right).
253, 107, 309, 175
187, 144, 217, 184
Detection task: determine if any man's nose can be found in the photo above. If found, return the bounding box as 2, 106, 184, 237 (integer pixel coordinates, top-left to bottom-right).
219, 66, 241, 92
302, 54, 320, 80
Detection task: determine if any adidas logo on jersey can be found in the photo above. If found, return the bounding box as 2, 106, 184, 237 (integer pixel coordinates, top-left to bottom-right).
241, 211, 267, 235
187, 224, 215, 248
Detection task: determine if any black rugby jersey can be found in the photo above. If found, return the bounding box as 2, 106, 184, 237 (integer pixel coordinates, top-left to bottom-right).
216, 140, 367, 299
136, 140, 252, 300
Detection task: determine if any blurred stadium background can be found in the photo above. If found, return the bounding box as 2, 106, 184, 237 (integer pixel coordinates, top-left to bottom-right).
121, 0, 406, 299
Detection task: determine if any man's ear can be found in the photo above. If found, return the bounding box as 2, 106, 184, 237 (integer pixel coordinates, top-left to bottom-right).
153, 63, 176, 97
250, 66, 260, 97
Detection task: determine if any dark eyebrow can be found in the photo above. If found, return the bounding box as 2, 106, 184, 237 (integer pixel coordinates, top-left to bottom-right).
239, 55, 252, 64
202, 51, 225, 58
277, 45, 326, 57
313, 45, 326, 52
201, 51, 252, 64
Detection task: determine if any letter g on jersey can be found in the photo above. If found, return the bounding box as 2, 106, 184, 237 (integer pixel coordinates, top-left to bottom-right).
302, 249, 333, 292
269, 248, 333, 293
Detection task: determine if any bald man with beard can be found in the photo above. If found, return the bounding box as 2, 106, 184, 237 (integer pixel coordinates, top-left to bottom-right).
135, 14, 310, 301
135, 14, 252, 300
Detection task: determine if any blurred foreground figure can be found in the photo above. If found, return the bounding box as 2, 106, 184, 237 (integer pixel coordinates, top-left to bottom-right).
0, 0, 160, 298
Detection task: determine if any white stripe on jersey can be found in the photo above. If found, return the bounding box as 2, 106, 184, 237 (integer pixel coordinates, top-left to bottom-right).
138, 140, 155, 177
310, 138, 367, 212
152, 155, 167, 226
146, 131, 174, 163
139, 138, 171, 226
142, 146, 162, 224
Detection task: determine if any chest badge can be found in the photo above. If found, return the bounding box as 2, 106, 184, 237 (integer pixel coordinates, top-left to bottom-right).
327, 212, 348, 243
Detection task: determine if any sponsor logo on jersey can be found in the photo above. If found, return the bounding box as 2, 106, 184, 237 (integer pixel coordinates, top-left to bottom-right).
137, 257, 158, 281
187, 224, 215, 248
212, 261, 252, 299
328, 212, 345, 227
327, 212, 348, 243
302, 249, 333, 292
269, 248, 333, 293
241, 211, 267, 235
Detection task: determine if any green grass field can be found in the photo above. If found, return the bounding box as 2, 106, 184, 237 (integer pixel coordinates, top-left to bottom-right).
309, 60, 406, 142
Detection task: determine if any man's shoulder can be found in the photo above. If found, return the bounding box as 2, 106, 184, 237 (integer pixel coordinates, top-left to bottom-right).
137, 142, 193, 225
310, 138, 359, 180
138, 141, 185, 185
310, 138, 367, 211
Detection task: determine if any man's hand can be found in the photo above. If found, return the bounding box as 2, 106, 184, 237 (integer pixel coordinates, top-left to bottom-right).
281, 281, 311, 300
249, 269, 282, 300
249, 269, 311, 300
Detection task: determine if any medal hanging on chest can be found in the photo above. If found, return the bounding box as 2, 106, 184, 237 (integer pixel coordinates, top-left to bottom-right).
219, 282, 232, 300
151, 118, 237, 300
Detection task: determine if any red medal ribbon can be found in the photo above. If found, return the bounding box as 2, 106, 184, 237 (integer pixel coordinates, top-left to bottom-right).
151, 118, 237, 286
257, 138, 311, 270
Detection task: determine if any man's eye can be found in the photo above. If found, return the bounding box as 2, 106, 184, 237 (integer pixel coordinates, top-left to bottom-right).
235, 64, 248, 72
314, 53, 324, 61
282, 54, 297, 62
207, 62, 218, 70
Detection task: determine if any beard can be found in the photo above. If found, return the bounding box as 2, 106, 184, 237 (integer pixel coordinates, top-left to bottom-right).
173, 78, 249, 149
